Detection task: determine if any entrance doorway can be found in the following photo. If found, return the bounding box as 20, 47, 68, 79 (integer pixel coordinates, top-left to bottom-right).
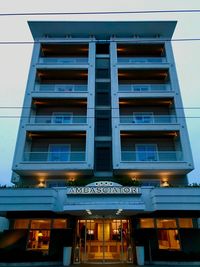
77, 219, 132, 263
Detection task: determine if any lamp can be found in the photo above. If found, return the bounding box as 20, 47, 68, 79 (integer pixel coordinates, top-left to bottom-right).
162, 180, 169, 187
38, 180, 45, 188
38, 231, 43, 237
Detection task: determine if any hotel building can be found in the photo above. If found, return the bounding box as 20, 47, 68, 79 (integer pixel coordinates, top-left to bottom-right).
0, 21, 200, 265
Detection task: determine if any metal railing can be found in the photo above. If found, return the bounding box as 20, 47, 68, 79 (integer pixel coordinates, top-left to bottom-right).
38, 57, 88, 64
119, 115, 177, 124
118, 57, 167, 64
118, 84, 171, 92
23, 151, 86, 162
121, 151, 183, 162
30, 115, 87, 124
35, 84, 87, 93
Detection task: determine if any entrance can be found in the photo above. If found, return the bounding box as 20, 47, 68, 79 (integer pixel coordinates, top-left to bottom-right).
77, 219, 132, 263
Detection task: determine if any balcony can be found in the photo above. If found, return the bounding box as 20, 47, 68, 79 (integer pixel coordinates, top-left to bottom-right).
121, 151, 182, 162
120, 115, 176, 124
117, 43, 166, 65
111, 130, 191, 175
118, 57, 166, 64
24, 151, 85, 162
118, 84, 171, 92
120, 130, 183, 163
35, 84, 87, 93
34, 69, 88, 93
13, 131, 94, 175
39, 43, 88, 65
39, 57, 88, 64
119, 98, 177, 125
29, 98, 87, 126
118, 69, 170, 94
23, 131, 86, 163
31, 115, 87, 124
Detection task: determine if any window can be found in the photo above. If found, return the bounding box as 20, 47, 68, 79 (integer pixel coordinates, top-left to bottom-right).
158, 229, 180, 250
136, 144, 158, 161
139, 217, 194, 251
48, 144, 70, 161
178, 218, 193, 228
14, 219, 30, 229
30, 220, 51, 229
13, 219, 68, 254
52, 112, 72, 124
52, 219, 67, 229
140, 218, 155, 228
27, 230, 50, 251
157, 219, 177, 228
133, 112, 153, 124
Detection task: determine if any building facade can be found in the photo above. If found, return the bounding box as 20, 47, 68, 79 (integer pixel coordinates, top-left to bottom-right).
0, 21, 200, 265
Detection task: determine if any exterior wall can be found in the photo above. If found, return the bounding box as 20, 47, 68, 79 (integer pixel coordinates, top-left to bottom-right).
110, 38, 193, 177
12, 39, 95, 182
6, 21, 197, 263
0, 187, 200, 212
0, 189, 57, 211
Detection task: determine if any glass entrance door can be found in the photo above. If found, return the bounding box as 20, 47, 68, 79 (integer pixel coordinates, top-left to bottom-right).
77, 219, 131, 263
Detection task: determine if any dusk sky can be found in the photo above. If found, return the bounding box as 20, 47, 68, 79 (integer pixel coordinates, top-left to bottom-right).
0, 0, 200, 185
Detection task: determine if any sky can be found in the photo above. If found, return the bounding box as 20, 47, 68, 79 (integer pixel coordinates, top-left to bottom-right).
0, 0, 200, 185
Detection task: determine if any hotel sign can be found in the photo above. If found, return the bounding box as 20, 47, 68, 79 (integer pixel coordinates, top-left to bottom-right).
68, 186, 141, 195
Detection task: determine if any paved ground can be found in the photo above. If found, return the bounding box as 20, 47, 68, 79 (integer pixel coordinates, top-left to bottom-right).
0, 264, 199, 267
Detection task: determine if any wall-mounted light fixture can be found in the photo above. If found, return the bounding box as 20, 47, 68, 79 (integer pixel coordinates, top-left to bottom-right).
161, 179, 169, 187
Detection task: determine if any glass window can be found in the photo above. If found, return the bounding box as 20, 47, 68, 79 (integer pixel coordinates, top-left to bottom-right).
52, 112, 72, 124
133, 112, 153, 124
136, 144, 158, 161
14, 219, 30, 229
140, 218, 154, 228
158, 229, 180, 250
157, 219, 177, 228
27, 230, 50, 251
48, 144, 70, 161
178, 218, 193, 228
30, 219, 51, 229
53, 219, 67, 228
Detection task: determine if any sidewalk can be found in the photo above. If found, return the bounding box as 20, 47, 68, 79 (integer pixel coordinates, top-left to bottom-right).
0, 263, 199, 267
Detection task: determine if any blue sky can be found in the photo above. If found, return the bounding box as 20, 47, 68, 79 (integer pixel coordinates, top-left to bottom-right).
0, 0, 200, 184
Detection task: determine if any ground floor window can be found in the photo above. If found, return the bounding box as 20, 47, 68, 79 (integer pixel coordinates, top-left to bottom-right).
27, 230, 50, 251
13, 218, 68, 254
139, 217, 194, 251
158, 229, 180, 250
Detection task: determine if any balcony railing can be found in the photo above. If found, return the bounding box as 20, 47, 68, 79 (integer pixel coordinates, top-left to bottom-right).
121, 151, 183, 162
118, 57, 166, 64
118, 84, 171, 92
30, 115, 87, 124
23, 151, 86, 162
120, 115, 177, 124
38, 57, 88, 64
35, 84, 88, 93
